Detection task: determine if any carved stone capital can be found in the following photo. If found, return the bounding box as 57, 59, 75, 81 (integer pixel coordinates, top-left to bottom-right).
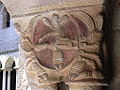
1, 0, 107, 89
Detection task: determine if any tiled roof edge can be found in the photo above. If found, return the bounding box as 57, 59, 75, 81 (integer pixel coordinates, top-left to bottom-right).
0, 49, 19, 55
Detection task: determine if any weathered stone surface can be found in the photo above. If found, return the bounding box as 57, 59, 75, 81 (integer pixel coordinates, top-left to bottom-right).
1, 0, 104, 16
69, 86, 103, 90
0, 0, 107, 90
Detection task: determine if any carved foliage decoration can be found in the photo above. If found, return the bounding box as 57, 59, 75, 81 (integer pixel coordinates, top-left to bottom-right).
19, 10, 104, 86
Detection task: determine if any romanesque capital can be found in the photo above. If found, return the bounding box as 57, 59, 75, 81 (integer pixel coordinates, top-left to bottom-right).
1, 0, 107, 89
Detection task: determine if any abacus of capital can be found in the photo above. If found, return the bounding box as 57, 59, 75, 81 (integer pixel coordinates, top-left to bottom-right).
0, 0, 108, 90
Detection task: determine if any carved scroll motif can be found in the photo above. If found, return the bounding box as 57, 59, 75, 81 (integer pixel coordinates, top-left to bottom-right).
19, 10, 105, 86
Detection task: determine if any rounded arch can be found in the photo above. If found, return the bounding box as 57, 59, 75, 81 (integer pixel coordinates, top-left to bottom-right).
5, 57, 15, 68
0, 1, 10, 29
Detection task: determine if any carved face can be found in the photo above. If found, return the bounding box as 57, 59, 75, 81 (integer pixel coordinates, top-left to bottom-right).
32, 14, 89, 70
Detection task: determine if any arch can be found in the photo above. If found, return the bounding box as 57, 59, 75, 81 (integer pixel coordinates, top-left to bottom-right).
0, 56, 17, 90
0, 1, 10, 29
5, 57, 15, 69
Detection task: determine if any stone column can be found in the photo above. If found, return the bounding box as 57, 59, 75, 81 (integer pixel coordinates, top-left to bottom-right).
16, 69, 18, 90
14, 57, 19, 90
2, 70, 6, 90
13, 68, 18, 90
0, 0, 107, 90
1, 68, 12, 90
109, 0, 120, 90
7, 69, 12, 90
0, 56, 7, 90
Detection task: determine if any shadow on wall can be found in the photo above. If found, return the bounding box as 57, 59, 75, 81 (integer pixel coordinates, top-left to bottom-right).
57, 82, 69, 90
104, 0, 120, 90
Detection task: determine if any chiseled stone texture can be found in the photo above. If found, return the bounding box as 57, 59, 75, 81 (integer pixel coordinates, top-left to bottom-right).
69, 86, 103, 90
0, 0, 104, 16
0, 0, 106, 90
17, 53, 29, 90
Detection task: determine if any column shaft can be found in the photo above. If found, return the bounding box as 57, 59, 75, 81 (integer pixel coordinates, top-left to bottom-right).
2, 71, 6, 90
7, 71, 11, 90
